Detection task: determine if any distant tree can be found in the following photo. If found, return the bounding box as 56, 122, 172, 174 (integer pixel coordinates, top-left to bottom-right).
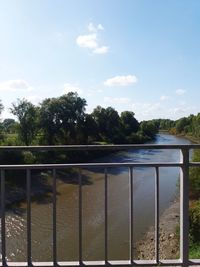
91, 106, 120, 142
58, 93, 87, 143
91, 106, 108, 140
10, 99, 38, 145
120, 111, 139, 136
140, 121, 158, 139
175, 117, 190, 134
1, 119, 17, 133
39, 92, 87, 144
77, 114, 98, 143
191, 113, 200, 138
39, 97, 62, 145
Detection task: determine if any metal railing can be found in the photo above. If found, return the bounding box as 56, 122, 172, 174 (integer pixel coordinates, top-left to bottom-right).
0, 144, 200, 267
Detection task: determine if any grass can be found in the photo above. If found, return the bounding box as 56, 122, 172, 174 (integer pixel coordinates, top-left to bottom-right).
189, 243, 200, 258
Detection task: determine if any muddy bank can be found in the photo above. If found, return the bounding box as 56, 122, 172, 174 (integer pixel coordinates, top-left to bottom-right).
136, 198, 180, 260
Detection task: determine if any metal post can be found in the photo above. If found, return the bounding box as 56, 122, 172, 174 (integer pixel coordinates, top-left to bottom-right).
53, 169, 57, 265
27, 169, 32, 266
155, 167, 159, 264
129, 167, 134, 263
104, 168, 108, 264
1, 169, 6, 266
78, 169, 83, 264
180, 148, 189, 267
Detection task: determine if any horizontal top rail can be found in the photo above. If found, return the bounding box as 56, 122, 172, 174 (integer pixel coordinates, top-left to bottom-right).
0, 161, 199, 170
0, 144, 200, 151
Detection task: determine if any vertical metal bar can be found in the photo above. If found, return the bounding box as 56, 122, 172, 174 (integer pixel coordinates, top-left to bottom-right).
53, 169, 57, 265
180, 148, 189, 267
129, 167, 134, 262
1, 170, 6, 266
26, 169, 32, 265
155, 167, 159, 264
78, 169, 82, 264
104, 168, 108, 263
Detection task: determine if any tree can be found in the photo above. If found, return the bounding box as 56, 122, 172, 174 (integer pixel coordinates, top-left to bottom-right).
140, 121, 158, 139
76, 114, 98, 144
39, 97, 62, 145
1, 119, 17, 133
39, 92, 87, 144
175, 117, 190, 134
10, 99, 38, 145
91, 106, 120, 142
58, 93, 87, 143
120, 111, 139, 136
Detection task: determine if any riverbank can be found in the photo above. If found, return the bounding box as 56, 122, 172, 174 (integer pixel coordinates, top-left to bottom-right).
136, 197, 180, 260
176, 134, 200, 144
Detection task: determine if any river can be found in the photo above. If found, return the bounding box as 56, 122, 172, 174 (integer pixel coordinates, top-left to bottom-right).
4, 133, 193, 262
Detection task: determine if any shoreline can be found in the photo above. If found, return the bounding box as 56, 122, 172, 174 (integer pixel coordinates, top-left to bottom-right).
136, 197, 180, 260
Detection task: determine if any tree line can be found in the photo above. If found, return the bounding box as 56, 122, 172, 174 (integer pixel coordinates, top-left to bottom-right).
152, 113, 200, 139
0, 92, 158, 146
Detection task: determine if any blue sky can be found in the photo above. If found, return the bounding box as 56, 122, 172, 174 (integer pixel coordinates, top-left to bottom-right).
0, 0, 200, 121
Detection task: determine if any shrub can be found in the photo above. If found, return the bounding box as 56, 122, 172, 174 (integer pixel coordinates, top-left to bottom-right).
189, 200, 200, 244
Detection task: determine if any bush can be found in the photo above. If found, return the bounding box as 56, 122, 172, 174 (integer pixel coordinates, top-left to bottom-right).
23, 151, 36, 164
189, 149, 200, 198
189, 200, 200, 244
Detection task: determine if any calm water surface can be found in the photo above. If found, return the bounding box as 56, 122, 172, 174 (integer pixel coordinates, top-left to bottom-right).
4, 134, 193, 262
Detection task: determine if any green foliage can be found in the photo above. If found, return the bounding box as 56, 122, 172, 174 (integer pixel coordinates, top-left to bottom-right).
39, 92, 87, 144
91, 106, 121, 143
1, 119, 17, 133
175, 117, 190, 134
23, 151, 36, 164
189, 200, 200, 244
1, 134, 18, 146
189, 150, 200, 198
139, 120, 158, 139
120, 111, 139, 136
10, 99, 38, 145
189, 243, 200, 258
188, 149, 200, 248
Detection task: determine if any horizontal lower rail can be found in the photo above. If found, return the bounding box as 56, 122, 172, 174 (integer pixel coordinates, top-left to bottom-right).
2, 259, 200, 267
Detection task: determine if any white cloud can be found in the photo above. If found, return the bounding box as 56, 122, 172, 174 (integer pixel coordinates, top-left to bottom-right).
175, 89, 186, 95
93, 46, 109, 54
169, 104, 197, 117
76, 23, 109, 54
104, 75, 138, 87
88, 23, 104, 32
63, 83, 83, 95
130, 100, 198, 121
131, 102, 168, 121
97, 24, 104, 31
76, 34, 98, 49
26, 95, 42, 105
160, 95, 169, 101
0, 79, 32, 92
104, 97, 131, 104
88, 23, 96, 32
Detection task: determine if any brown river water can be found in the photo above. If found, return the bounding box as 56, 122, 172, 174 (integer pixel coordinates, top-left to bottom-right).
3, 134, 193, 262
